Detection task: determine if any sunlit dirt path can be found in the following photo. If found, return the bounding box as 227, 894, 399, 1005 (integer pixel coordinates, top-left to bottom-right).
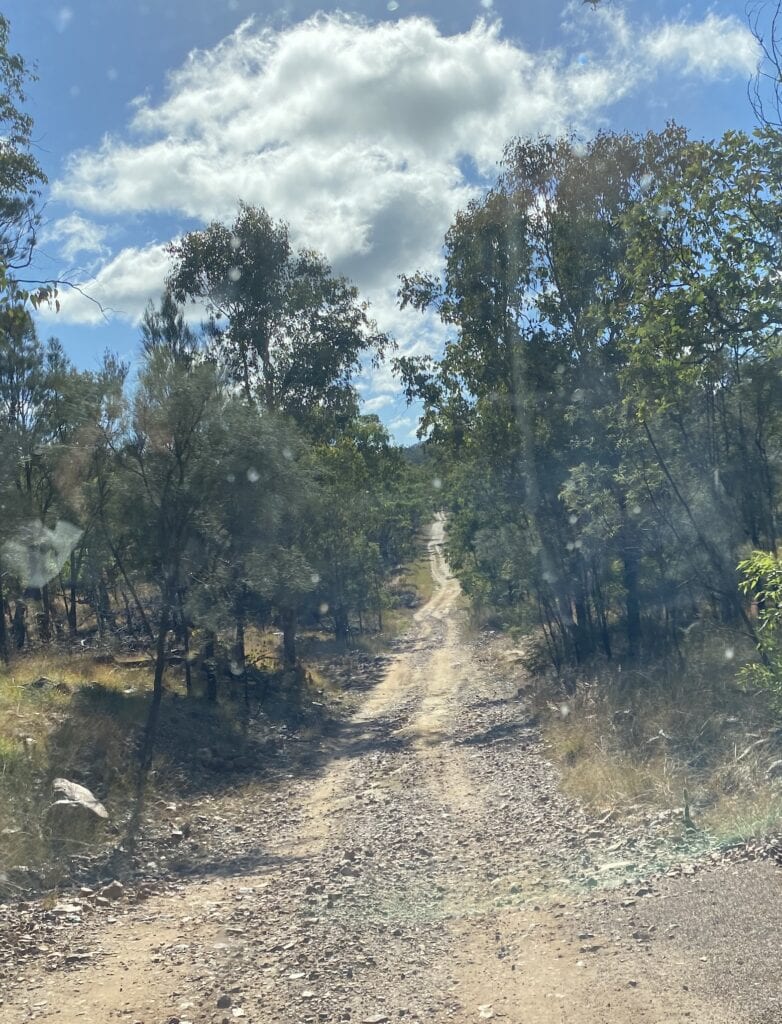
1, 518, 778, 1023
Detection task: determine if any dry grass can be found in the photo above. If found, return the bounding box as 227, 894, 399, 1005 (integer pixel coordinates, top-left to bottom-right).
537, 627, 782, 844
0, 635, 356, 892
0, 552, 436, 893
376, 550, 436, 644
0, 653, 157, 891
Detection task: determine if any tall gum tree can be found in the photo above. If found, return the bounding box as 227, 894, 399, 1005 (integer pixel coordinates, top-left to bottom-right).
397, 127, 693, 663
166, 203, 390, 437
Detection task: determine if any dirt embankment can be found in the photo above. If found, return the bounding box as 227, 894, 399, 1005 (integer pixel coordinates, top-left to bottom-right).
1, 517, 780, 1024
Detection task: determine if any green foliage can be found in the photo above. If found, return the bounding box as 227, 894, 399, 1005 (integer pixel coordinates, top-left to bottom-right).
398, 126, 782, 671
306, 415, 428, 639
0, 14, 46, 274
167, 203, 390, 435
739, 551, 782, 706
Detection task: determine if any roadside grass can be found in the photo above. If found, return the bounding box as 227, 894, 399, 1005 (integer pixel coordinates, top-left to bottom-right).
0, 653, 157, 891
0, 650, 329, 893
532, 627, 782, 844
0, 543, 435, 893
379, 548, 436, 642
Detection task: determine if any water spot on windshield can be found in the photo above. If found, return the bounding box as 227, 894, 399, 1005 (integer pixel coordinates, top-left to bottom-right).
2, 521, 83, 589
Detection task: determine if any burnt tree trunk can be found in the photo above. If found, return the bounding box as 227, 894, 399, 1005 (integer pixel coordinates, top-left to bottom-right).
13, 601, 26, 650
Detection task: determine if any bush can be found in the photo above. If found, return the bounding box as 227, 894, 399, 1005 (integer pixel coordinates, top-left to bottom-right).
738, 551, 782, 709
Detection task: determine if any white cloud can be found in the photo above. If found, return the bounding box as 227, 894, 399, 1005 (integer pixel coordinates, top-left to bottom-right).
43, 243, 172, 325
49, 7, 760, 380
41, 213, 109, 264
644, 13, 759, 78
363, 393, 396, 413
389, 414, 416, 437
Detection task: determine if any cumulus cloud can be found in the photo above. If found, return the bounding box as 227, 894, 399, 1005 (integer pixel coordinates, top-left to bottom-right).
50, 243, 172, 325
48, 7, 759, 384
644, 13, 759, 78
363, 393, 397, 414
41, 213, 110, 265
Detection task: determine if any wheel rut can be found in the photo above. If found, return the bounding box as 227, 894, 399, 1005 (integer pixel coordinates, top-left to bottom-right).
1, 518, 776, 1023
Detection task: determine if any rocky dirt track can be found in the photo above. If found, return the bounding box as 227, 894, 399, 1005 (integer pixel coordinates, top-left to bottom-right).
1, 518, 780, 1024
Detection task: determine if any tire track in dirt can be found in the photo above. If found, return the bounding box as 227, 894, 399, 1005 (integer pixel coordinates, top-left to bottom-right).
0, 517, 769, 1023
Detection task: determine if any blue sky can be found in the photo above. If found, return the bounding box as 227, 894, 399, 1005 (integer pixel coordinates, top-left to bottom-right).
3, 0, 765, 439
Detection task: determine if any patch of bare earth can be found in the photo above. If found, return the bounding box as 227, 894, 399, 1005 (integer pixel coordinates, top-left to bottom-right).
1, 518, 779, 1023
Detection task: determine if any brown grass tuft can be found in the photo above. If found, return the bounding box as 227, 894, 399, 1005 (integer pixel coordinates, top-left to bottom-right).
536, 627, 782, 843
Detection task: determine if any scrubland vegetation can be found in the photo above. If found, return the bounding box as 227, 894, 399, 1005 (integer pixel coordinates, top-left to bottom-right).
395, 126, 782, 838
1, 7, 782, 894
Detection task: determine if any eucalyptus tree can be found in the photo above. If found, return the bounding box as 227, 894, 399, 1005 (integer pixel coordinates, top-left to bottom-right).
397, 127, 693, 663
115, 346, 228, 702
0, 14, 46, 281
0, 309, 114, 641
185, 398, 314, 680
306, 415, 426, 641
616, 129, 782, 632
167, 203, 389, 436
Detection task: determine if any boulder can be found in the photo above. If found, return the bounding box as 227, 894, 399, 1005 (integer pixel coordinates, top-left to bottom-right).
46, 778, 109, 835
100, 880, 124, 900
51, 778, 109, 819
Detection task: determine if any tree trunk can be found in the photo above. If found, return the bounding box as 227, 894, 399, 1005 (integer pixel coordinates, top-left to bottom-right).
177, 592, 192, 696
334, 605, 350, 645
0, 573, 8, 664
203, 633, 218, 703
233, 608, 246, 678
281, 608, 297, 667
152, 603, 170, 703
68, 560, 78, 636
98, 577, 114, 634
92, 586, 105, 638
623, 547, 641, 661
108, 541, 155, 641
39, 584, 52, 642
573, 589, 592, 661
12, 601, 26, 650
590, 564, 612, 660
121, 590, 134, 635
134, 602, 170, 841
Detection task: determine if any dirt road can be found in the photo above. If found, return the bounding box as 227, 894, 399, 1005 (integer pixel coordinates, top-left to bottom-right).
1, 518, 780, 1023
